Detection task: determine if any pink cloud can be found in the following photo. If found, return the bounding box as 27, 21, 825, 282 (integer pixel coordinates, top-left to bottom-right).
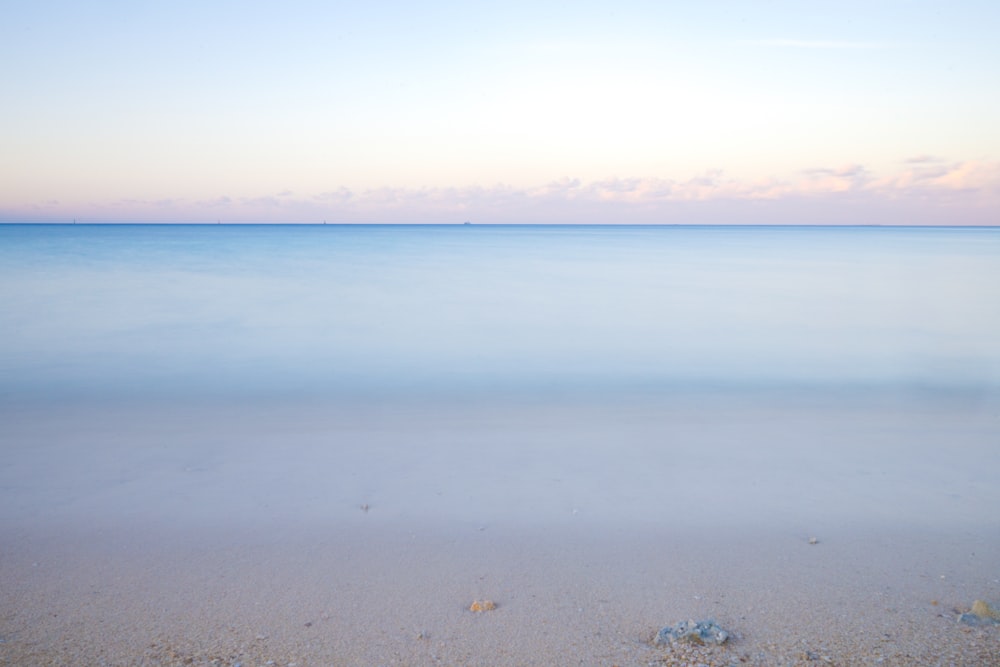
872, 160, 1000, 196
5, 159, 999, 225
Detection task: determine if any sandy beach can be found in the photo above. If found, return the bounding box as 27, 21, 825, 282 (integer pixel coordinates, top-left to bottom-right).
2, 391, 999, 666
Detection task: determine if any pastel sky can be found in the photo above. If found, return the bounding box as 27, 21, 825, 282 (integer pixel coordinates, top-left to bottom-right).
2, 0, 998, 224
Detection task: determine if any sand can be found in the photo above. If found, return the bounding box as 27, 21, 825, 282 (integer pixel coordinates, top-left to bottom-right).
2, 391, 999, 665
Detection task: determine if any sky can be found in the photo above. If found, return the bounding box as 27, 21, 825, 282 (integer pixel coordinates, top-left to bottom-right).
1, 0, 998, 224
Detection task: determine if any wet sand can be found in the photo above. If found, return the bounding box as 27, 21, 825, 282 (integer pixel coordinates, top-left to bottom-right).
2, 392, 999, 665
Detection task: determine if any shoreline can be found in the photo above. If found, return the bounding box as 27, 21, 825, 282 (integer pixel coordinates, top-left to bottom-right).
3, 391, 999, 665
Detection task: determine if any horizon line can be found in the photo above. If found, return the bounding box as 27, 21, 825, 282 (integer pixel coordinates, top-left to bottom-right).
2, 221, 999, 230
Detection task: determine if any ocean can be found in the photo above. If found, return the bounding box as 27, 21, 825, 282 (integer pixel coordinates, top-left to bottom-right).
2, 223, 998, 403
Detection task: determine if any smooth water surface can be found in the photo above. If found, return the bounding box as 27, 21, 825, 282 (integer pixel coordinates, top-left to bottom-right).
2, 224, 1000, 532
2, 224, 999, 402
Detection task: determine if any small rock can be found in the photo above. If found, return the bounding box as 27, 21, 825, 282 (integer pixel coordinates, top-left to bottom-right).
801, 651, 833, 663
469, 599, 497, 612
971, 599, 1000, 620
654, 619, 729, 646
808, 537, 819, 545
959, 599, 1000, 626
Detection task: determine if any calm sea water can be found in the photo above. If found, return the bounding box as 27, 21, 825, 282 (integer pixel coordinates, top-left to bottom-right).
2, 224, 1000, 531
2, 224, 999, 403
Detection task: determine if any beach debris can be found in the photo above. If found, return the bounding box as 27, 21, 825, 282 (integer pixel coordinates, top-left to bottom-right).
808, 536, 819, 545
800, 650, 833, 662
360, 503, 370, 512
469, 599, 497, 612
971, 599, 1000, 620
654, 619, 729, 646
958, 599, 1000, 626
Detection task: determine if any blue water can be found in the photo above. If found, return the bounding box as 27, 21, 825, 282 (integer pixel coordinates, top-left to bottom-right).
2, 224, 999, 403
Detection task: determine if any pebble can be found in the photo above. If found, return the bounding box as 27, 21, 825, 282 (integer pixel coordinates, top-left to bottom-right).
654, 619, 730, 646
959, 599, 1000, 626
970, 599, 1000, 620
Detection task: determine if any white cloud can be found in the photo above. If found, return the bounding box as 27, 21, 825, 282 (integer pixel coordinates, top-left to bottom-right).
743, 39, 888, 50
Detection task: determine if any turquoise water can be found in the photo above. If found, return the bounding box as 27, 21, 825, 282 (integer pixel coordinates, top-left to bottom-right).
2, 224, 999, 403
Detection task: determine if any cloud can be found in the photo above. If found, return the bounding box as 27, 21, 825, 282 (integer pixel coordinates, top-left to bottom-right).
744, 39, 887, 50
315, 188, 353, 203
6, 159, 999, 225
801, 164, 867, 178
198, 196, 233, 208
798, 164, 872, 193
874, 159, 1000, 195
316, 160, 998, 219
108, 197, 181, 209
